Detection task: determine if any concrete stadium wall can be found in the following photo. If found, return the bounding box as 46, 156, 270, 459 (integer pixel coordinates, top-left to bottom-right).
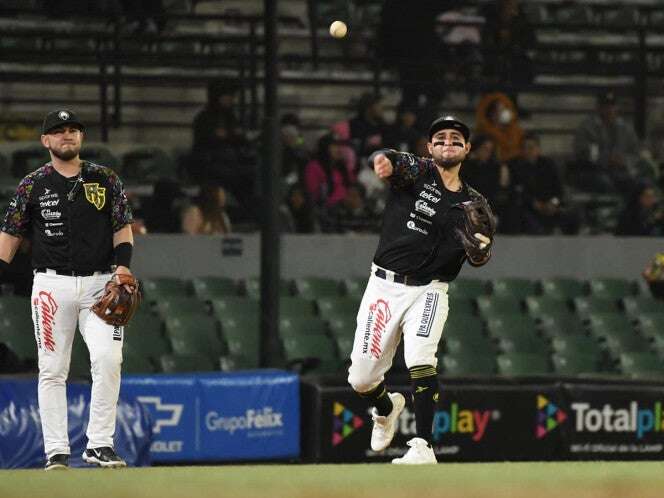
132, 234, 664, 281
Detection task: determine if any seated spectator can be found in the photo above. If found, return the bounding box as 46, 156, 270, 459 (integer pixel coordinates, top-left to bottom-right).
304, 133, 355, 208
475, 91, 524, 162
193, 79, 244, 149
349, 93, 388, 160
384, 102, 421, 153
615, 182, 664, 236
571, 91, 640, 194
509, 132, 579, 235
181, 185, 232, 235
642, 252, 664, 301
280, 113, 309, 187
144, 178, 187, 233
322, 184, 379, 234
280, 184, 319, 234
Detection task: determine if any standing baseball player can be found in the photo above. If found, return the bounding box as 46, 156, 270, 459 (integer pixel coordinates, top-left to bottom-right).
347, 116, 495, 464
0, 110, 136, 470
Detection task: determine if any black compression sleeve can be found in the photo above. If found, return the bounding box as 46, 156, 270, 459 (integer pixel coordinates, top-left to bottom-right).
114, 242, 133, 268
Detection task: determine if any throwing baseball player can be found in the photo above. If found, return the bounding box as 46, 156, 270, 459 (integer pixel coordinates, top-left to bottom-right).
0, 110, 140, 470
347, 116, 495, 464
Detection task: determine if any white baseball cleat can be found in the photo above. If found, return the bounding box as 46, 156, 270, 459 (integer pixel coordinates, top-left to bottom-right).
370, 392, 406, 451
392, 437, 437, 464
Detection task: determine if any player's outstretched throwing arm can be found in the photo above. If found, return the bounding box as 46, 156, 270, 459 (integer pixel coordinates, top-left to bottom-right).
455, 191, 496, 267
369, 149, 432, 189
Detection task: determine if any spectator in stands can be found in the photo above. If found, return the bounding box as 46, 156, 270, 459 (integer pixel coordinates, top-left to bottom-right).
572, 91, 640, 194
349, 93, 388, 160
181, 185, 232, 235
193, 79, 244, 149
642, 252, 664, 301
280, 183, 319, 234
615, 181, 664, 236
480, 0, 535, 106
475, 91, 524, 162
120, 0, 166, 34
144, 178, 187, 233
304, 133, 355, 208
322, 183, 379, 234
384, 102, 422, 153
509, 132, 580, 234
280, 113, 309, 186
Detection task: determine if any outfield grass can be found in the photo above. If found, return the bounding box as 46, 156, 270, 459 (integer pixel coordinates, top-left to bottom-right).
2, 462, 664, 498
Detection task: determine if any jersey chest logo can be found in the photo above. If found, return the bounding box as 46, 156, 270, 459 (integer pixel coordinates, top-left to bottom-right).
83, 183, 106, 210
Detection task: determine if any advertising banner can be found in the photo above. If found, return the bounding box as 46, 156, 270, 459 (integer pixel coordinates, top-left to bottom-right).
121, 370, 300, 463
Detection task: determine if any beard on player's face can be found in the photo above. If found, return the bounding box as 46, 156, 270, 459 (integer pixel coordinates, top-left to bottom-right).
433, 148, 467, 169
50, 144, 80, 161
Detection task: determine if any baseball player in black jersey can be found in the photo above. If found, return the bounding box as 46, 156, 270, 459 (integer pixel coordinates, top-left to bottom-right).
347, 116, 493, 464
0, 110, 135, 470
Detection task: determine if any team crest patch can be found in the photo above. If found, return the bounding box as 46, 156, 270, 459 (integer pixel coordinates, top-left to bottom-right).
83, 183, 106, 210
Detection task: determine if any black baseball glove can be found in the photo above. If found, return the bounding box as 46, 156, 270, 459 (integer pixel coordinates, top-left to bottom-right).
455, 197, 496, 267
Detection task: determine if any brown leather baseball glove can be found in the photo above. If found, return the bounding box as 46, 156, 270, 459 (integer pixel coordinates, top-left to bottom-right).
455, 197, 496, 267
92, 273, 141, 326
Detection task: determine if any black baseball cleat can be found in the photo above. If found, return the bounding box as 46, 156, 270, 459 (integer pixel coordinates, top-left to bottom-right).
82, 447, 127, 468
45, 454, 70, 471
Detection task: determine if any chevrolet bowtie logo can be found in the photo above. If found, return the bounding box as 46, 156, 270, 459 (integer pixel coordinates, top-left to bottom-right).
136, 396, 184, 434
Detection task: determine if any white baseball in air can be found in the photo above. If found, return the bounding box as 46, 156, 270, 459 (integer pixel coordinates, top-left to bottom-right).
329, 20, 347, 38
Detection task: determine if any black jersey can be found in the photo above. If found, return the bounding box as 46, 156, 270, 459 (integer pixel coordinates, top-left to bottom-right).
373, 151, 488, 282
1, 161, 133, 272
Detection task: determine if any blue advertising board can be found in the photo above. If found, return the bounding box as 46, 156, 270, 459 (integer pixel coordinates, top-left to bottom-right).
120, 370, 300, 462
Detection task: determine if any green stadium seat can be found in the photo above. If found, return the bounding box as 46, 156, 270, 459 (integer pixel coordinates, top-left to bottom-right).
586, 313, 635, 339
447, 297, 475, 316
164, 313, 223, 362
243, 277, 292, 299
602, 333, 652, 356
211, 297, 260, 322
573, 296, 620, 317
538, 313, 587, 338
191, 277, 239, 300
219, 354, 259, 371
327, 315, 356, 339
11, 145, 50, 178
443, 315, 485, 340
0, 314, 36, 363
539, 277, 586, 300
293, 277, 342, 299
316, 297, 360, 320
123, 311, 170, 365
491, 278, 538, 299
80, 144, 120, 169
122, 349, 156, 374
279, 316, 328, 338
121, 146, 177, 182
334, 335, 354, 359
551, 352, 603, 375
476, 296, 522, 316
524, 296, 571, 318
160, 353, 216, 373
636, 313, 664, 338
443, 335, 494, 356
280, 297, 317, 318
496, 352, 551, 376
69, 335, 91, 381
0, 295, 31, 320
496, 334, 548, 355
485, 314, 538, 339
282, 335, 341, 374
441, 352, 496, 376
448, 278, 488, 299
155, 297, 209, 319
343, 277, 368, 299
588, 278, 637, 299
619, 352, 664, 379
621, 296, 664, 316
142, 277, 190, 301
551, 335, 603, 359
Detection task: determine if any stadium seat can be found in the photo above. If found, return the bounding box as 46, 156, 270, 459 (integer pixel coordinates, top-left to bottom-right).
441, 352, 496, 376
293, 277, 342, 299
524, 296, 571, 318
448, 278, 488, 299
447, 297, 475, 316
122, 348, 156, 374
327, 315, 356, 339
491, 278, 538, 299
0, 295, 31, 320
573, 296, 620, 317
160, 353, 216, 373
68, 335, 91, 381
316, 297, 360, 321
210, 297, 260, 322
11, 145, 50, 178
155, 297, 209, 319
0, 314, 37, 364
551, 352, 603, 376
496, 333, 548, 355
485, 314, 538, 339
334, 335, 354, 359
279, 316, 328, 338
443, 335, 494, 356
496, 353, 551, 376
191, 277, 239, 300
637, 313, 664, 341
621, 296, 663, 316
123, 311, 170, 366
164, 313, 223, 362
476, 296, 522, 316
588, 278, 637, 299
443, 315, 485, 340
619, 352, 664, 379
538, 313, 587, 338
243, 277, 292, 299
80, 144, 120, 169
551, 335, 603, 359
282, 335, 341, 374
142, 277, 190, 301
602, 333, 652, 356
342, 277, 369, 299
539, 277, 586, 300
586, 313, 635, 339
280, 296, 317, 318
219, 354, 259, 371
121, 146, 177, 182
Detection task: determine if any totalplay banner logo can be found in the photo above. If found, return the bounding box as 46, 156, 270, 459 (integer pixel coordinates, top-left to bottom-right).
571, 401, 664, 439
536, 395, 567, 439
332, 402, 364, 446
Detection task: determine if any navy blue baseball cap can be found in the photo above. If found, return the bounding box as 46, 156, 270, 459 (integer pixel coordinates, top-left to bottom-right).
42, 109, 85, 134
428, 115, 470, 142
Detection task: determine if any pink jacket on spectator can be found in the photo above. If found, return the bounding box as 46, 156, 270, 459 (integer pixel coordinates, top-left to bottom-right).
304, 157, 356, 207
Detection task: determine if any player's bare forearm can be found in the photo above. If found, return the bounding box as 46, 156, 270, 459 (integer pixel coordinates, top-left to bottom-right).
0, 232, 22, 264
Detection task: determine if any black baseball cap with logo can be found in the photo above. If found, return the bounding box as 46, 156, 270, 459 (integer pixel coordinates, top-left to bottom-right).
42, 109, 85, 134
428, 116, 470, 142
